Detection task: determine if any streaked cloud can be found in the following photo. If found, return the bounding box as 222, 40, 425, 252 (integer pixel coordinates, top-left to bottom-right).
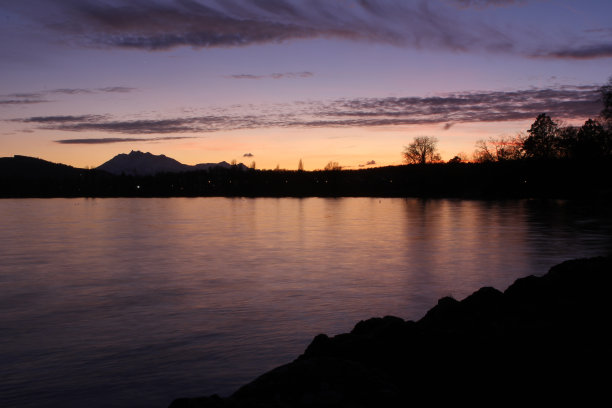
358, 160, 377, 168
2, 0, 514, 53
54, 136, 195, 144
311, 86, 601, 126
226, 71, 313, 80
14, 86, 602, 136
1, 99, 49, 106
20, 115, 109, 123
34, 116, 223, 134
2, 1, 610, 60
448, 0, 526, 8
0, 87, 137, 107
97, 86, 137, 93
532, 44, 612, 60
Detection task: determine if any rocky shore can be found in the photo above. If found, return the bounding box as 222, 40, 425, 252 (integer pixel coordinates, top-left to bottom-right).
170, 256, 611, 407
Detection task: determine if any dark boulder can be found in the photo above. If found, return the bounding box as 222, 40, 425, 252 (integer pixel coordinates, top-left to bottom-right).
170, 256, 612, 407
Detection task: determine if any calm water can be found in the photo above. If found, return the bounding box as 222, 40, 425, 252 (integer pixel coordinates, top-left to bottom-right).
1, 197, 611, 408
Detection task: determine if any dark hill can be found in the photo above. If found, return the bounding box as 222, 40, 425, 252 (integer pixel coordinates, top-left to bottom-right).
170, 256, 612, 407
97, 150, 191, 175
97, 151, 248, 176
0, 155, 84, 178
0, 155, 112, 197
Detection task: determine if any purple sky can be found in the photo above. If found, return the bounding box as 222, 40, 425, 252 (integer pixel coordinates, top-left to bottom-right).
1, 0, 611, 170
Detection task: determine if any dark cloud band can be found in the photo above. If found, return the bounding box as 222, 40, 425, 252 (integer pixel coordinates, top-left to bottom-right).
3, 0, 609, 59
55, 136, 195, 144
1, 87, 137, 106
17, 86, 602, 137
1, 99, 49, 105
226, 72, 313, 80
532, 44, 612, 60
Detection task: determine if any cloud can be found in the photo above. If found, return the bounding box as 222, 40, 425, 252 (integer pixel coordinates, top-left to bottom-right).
226, 71, 313, 80
97, 86, 137, 93
6, 92, 46, 99
1, 99, 49, 105
243, 152, 254, 157
358, 160, 377, 167
46, 117, 220, 134
14, 86, 602, 135
0, 87, 137, 106
3, 0, 611, 60
50, 88, 94, 95
532, 44, 612, 60
448, 0, 526, 8
20, 115, 108, 123
54, 136, 195, 144
5, 0, 516, 54
314, 86, 601, 126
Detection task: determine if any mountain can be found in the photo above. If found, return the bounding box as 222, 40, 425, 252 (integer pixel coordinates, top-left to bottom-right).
97, 151, 189, 175
0, 155, 85, 178
96, 151, 247, 175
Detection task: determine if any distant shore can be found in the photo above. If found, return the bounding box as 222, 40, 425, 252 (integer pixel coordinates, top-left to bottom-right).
2, 155, 612, 199
169, 256, 611, 407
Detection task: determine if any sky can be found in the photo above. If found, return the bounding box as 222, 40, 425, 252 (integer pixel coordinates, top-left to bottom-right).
1, 0, 611, 170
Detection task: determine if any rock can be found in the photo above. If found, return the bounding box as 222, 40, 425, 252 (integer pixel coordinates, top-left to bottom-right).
170, 256, 612, 407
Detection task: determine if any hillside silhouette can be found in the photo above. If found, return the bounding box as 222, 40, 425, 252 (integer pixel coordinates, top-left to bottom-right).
97, 150, 247, 176
1, 153, 611, 199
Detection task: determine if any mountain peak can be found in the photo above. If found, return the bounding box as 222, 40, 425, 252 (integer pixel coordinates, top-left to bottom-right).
97, 152, 247, 176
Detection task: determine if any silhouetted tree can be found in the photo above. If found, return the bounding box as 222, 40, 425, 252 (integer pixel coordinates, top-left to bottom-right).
556, 125, 579, 159
523, 113, 559, 159
474, 135, 524, 162
473, 139, 495, 163
575, 119, 611, 159
403, 136, 441, 164
298, 159, 304, 171
447, 155, 464, 164
324, 161, 342, 171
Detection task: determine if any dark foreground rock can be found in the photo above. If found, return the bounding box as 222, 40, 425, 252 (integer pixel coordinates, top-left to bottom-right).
170, 257, 612, 407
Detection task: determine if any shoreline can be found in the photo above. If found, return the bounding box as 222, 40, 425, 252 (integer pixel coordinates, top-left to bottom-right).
3, 156, 612, 199
169, 256, 612, 407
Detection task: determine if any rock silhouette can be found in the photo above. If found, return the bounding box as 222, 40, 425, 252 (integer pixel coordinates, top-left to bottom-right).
169, 256, 611, 407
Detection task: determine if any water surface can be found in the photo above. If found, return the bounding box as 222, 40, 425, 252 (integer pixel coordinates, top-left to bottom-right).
1, 197, 611, 407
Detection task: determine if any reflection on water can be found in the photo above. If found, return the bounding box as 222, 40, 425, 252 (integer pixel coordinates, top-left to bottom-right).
1, 197, 610, 408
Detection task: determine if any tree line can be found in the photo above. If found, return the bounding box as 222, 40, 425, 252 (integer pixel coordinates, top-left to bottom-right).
404, 78, 612, 164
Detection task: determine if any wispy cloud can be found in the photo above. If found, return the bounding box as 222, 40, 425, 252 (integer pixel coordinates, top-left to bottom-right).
30, 116, 224, 134
54, 136, 195, 144
448, 0, 527, 8
243, 152, 254, 157
0, 87, 137, 107
3, 1, 610, 59
97, 86, 137, 93
20, 115, 109, 123
310, 86, 601, 126
1, 99, 49, 106
226, 71, 313, 80
532, 44, 612, 60
14, 86, 602, 136
5, 0, 514, 53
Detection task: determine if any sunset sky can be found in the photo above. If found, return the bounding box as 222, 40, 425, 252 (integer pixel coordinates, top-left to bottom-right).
1, 0, 611, 170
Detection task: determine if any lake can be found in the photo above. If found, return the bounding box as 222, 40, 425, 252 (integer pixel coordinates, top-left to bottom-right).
1, 197, 611, 408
